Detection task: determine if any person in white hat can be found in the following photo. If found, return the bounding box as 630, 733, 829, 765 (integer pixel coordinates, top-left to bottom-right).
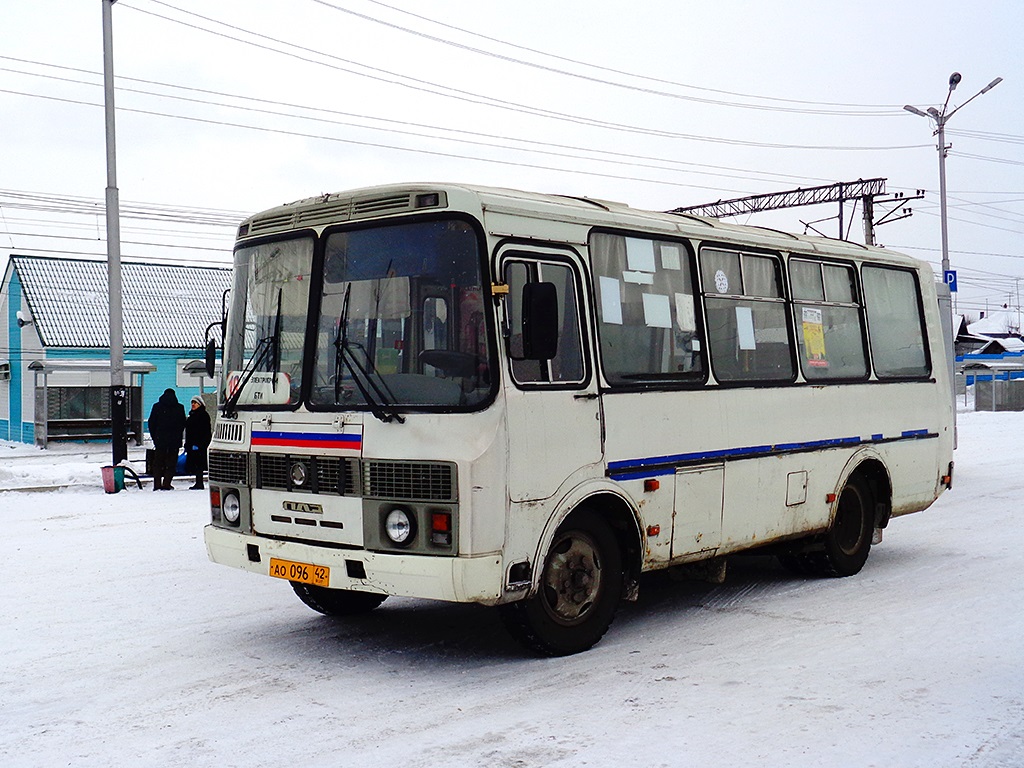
184, 395, 212, 490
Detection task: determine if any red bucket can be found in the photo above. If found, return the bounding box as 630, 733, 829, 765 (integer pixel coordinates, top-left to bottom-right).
101, 465, 125, 494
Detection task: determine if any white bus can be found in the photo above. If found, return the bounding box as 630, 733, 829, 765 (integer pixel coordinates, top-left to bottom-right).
204, 183, 955, 655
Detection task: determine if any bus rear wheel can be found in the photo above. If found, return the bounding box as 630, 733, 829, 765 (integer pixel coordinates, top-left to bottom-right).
783, 475, 873, 578
291, 582, 387, 616
499, 513, 623, 656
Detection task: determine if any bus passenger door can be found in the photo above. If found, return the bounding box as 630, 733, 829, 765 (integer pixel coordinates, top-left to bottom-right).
500, 251, 603, 502
672, 464, 724, 558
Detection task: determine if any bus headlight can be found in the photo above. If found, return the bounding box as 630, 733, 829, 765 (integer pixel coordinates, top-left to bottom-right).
384, 508, 415, 546
222, 492, 241, 525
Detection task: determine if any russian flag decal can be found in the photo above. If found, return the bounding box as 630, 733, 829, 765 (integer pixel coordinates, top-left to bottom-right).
251, 430, 362, 452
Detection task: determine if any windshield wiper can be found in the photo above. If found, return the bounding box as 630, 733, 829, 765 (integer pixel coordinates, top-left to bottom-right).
333, 284, 405, 424
223, 288, 282, 418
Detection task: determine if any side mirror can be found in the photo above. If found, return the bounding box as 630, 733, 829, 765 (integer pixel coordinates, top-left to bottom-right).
521, 282, 559, 361
205, 338, 217, 379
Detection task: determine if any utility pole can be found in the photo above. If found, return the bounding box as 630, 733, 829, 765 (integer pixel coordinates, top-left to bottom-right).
102, 0, 127, 465
904, 73, 1003, 279
862, 195, 875, 247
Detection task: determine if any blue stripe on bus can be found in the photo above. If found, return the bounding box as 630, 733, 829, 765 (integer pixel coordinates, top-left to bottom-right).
607, 430, 938, 481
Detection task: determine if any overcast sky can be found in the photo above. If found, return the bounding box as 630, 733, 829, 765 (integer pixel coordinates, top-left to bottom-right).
2, 0, 1022, 318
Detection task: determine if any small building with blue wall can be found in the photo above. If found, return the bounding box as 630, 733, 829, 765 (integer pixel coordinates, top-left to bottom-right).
1, 254, 230, 445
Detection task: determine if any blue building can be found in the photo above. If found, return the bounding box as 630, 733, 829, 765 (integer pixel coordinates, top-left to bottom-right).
1, 254, 230, 445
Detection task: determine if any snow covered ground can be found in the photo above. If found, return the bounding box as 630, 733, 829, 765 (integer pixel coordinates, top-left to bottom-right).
2, 410, 1023, 767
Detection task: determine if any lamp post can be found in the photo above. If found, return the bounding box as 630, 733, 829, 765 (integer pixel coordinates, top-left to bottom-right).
904, 73, 1003, 278
102, 0, 127, 465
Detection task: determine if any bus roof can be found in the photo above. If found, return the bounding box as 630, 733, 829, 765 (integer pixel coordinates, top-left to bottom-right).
239, 182, 927, 271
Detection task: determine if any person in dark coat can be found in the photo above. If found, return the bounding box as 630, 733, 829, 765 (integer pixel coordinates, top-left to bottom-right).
184, 395, 212, 490
148, 388, 186, 491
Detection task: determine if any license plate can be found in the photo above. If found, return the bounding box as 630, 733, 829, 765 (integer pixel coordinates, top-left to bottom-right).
269, 558, 330, 587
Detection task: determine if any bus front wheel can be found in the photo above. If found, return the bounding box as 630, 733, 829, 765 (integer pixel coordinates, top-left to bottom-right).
499, 513, 623, 656
290, 582, 388, 616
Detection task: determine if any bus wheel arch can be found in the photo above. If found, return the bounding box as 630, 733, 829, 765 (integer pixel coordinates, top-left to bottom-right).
782, 457, 892, 578
498, 492, 641, 656
850, 458, 893, 530
572, 491, 644, 601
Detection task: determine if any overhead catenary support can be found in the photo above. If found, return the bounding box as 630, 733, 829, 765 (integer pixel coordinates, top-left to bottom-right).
670, 179, 886, 220
669, 179, 888, 244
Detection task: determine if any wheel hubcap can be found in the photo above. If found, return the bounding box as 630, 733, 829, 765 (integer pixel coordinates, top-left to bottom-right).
541, 532, 603, 625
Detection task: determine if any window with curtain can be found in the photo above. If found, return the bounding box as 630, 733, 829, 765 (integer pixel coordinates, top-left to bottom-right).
590, 232, 703, 386
862, 265, 930, 378
700, 248, 794, 382
790, 260, 868, 381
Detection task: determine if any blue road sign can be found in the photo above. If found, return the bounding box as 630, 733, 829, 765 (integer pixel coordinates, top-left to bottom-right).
944, 270, 958, 292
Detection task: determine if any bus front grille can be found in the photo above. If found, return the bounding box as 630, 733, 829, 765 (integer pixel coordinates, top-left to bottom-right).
316, 457, 360, 495
209, 451, 248, 484
363, 460, 457, 502
256, 454, 359, 496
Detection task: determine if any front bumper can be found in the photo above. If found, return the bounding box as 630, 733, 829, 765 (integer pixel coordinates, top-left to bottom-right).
204, 525, 504, 605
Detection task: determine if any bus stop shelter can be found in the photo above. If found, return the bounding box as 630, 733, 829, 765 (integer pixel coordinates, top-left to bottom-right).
28, 359, 156, 447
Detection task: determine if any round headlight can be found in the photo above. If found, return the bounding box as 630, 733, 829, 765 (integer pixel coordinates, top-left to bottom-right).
222, 492, 241, 524
384, 508, 415, 546
290, 461, 308, 487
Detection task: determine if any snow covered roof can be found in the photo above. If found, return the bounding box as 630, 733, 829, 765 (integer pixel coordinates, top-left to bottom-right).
7, 255, 231, 348
967, 310, 1020, 337
977, 337, 1024, 355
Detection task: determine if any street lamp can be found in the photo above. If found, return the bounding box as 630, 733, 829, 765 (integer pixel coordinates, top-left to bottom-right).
904, 73, 1003, 279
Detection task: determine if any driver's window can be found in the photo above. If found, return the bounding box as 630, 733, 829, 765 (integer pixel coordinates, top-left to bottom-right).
505, 259, 586, 386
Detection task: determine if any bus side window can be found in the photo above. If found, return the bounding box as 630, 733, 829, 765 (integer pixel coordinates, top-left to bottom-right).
505, 260, 585, 386
790, 260, 868, 381
862, 266, 930, 378
590, 232, 704, 385
701, 248, 794, 383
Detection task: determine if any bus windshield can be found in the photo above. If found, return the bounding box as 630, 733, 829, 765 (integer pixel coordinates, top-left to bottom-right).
310, 218, 492, 412
223, 235, 313, 410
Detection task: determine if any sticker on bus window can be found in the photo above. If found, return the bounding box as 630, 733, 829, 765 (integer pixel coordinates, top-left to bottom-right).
660, 243, 682, 271
736, 306, 756, 350
625, 237, 657, 273
642, 293, 672, 329
675, 293, 696, 332
599, 276, 623, 325
802, 307, 828, 367
715, 269, 730, 294
624, 271, 654, 285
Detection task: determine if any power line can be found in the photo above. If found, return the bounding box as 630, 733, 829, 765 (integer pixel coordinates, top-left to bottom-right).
952, 151, 1024, 168
0, 187, 248, 225
0, 64, 860, 186
2, 230, 229, 253
948, 128, 1024, 146
915, 208, 1024, 237
354, 0, 912, 113
305, 0, 904, 116
113, 3, 927, 152
0, 89, 830, 195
